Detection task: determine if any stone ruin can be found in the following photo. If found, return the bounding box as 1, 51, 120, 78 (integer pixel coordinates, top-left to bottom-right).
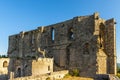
7, 12, 116, 78
0, 58, 9, 80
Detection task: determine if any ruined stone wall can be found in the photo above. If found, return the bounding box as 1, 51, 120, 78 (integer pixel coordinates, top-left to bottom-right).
8, 13, 116, 78
105, 19, 116, 74
8, 58, 32, 78
93, 13, 108, 74
0, 58, 9, 74
8, 58, 53, 78
93, 13, 116, 75
0, 58, 9, 80
32, 58, 53, 75
12, 70, 68, 80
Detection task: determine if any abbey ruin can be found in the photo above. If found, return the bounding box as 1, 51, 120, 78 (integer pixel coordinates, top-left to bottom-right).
7, 12, 117, 79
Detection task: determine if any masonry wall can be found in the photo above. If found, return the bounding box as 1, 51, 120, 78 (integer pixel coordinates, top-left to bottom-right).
105, 19, 116, 74
0, 58, 9, 74
8, 58, 32, 78
13, 70, 68, 80
8, 13, 116, 78
94, 13, 108, 74
32, 58, 53, 75
0, 58, 9, 80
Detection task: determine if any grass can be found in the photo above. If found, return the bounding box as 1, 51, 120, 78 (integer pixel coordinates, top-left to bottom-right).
117, 73, 120, 78
62, 73, 93, 80
58, 77, 94, 80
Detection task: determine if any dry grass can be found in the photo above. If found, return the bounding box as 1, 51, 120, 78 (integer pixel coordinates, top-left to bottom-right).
117, 73, 120, 78
57, 76, 94, 80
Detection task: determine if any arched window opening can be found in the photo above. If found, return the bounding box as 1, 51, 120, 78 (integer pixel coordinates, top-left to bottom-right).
61, 24, 64, 28
99, 23, 105, 49
68, 28, 74, 40
17, 68, 21, 77
51, 28, 55, 41
83, 43, 89, 54
3, 61, 8, 67
24, 64, 28, 68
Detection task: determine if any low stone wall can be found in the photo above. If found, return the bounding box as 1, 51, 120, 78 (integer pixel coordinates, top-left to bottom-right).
95, 74, 120, 80
12, 70, 68, 80
0, 74, 8, 80
50, 70, 69, 79
32, 58, 53, 75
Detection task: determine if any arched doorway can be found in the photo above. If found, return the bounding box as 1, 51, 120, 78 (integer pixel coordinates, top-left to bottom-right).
3, 61, 8, 67
17, 68, 21, 77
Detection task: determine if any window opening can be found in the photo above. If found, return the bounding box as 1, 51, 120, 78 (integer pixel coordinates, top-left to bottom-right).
99, 23, 105, 49
17, 68, 21, 77
51, 28, 55, 41
48, 66, 50, 71
69, 28, 74, 40
3, 61, 8, 67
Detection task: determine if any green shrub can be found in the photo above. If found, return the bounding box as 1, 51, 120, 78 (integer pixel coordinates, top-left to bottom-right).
72, 69, 79, 76
117, 68, 120, 73
64, 73, 71, 78
116, 73, 120, 78
46, 77, 51, 80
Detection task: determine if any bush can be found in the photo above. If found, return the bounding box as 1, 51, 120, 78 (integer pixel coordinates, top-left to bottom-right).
46, 77, 51, 80
72, 69, 79, 76
117, 67, 120, 78
117, 73, 120, 78
117, 68, 120, 73
64, 73, 71, 78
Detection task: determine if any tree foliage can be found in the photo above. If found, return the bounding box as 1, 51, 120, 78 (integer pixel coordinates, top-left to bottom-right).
0, 55, 8, 58
118, 68, 120, 73
117, 65, 120, 78
117, 64, 120, 73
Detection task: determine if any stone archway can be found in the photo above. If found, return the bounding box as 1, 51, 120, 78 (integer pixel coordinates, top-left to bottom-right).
17, 68, 21, 77
3, 61, 8, 67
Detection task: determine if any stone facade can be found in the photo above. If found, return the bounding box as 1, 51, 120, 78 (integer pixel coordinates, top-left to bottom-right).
8, 58, 53, 78
32, 58, 53, 75
7, 12, 116, 78
0, 58, 9, 80
0, 58, 9, 74
13, 70, 68, 80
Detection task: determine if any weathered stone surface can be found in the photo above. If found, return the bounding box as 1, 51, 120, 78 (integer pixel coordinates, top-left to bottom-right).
7, 12, 116, 78
32, 58, 53, 75
0, 58, 9, 80
0, 58, 9, 74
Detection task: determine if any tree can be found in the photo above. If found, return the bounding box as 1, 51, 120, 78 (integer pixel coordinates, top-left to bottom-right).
0, 55, 8, 58
118, 68, 120, 73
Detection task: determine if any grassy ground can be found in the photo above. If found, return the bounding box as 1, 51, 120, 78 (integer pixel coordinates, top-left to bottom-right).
117, 73, 120, 78
60, 77, 94, 80
57, 74, 94, 80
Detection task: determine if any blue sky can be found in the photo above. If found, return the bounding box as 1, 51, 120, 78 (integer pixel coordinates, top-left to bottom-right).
0, 0, 120, 62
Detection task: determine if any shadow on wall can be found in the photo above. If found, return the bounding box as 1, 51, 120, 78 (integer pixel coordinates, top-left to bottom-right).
8, 58, 32, 78
0, 74, 8, 80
